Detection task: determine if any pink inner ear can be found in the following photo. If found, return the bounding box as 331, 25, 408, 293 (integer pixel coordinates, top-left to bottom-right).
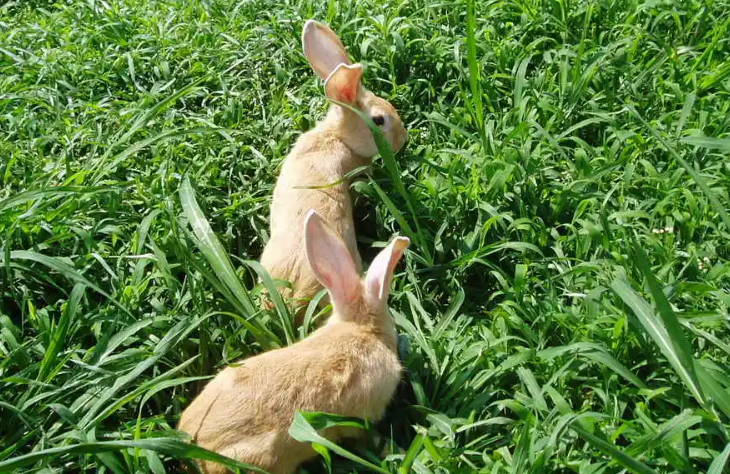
325, 63, 362, 105
338, 85, 354, 103
366, 237, 409, 302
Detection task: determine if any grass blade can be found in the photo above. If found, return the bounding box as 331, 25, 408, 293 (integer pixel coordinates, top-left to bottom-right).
680, 135, 730, 151
571, 425, 659, 474
242, 259, 294, 345
0, 186, 112, 213
708, 441, 730, 474
465, 0, 486, 149
399, 432, 425, 474
631, 240, 704, 404
90, 76, 209, 179
180, 177, 261, 324
0, 438, 269, 473
288, 411, 390, 474
611, 278, 705, 405
38, 283, 85, 383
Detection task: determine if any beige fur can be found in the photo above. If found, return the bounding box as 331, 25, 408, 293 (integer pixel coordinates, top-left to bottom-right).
260, 19, 407, 312
179, 210, 409, 474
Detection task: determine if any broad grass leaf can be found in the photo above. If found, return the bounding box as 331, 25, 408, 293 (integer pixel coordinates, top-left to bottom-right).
708, 441, 730, 474
180, 176, 278, 349
456, 417, 514, 433
180, 176, 255, 316
512, 415, 532, 474
611, 278, 705, 405
38, 283, 85, 383
90, 77, 208, 179
242, 259, 294, 345
675, 93, 695, 137
0, 186, 111, 213
695, 362, 730, 420
537, 342, 646, 388
571, 425, 659, 474
93, 317, 156, 365
0, 438, 269, 473
626, 409, 702, 457
288, 411, 389, 474
399, 432, 425, 474
432, 287, 464, 339
680, 135, 730, 151
465, 0, 486, 147
292, 165, 371, 189
79, 316, 209, 429
631, 241, 704, 400
516, 367, 547, 412
582, 351, 647, 390
301, 289, 329, 338
699, 60, 730, 90
370, 180, 418, 250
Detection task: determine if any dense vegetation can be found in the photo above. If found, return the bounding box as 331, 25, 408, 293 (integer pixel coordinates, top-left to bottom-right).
1, 0, 729, 472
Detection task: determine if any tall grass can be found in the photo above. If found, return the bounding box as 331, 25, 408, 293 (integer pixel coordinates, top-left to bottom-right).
1, 0, 729, 472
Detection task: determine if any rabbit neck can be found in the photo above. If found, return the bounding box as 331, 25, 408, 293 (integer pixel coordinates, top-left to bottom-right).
326, 301, 398, 351
320, 105, 379, 163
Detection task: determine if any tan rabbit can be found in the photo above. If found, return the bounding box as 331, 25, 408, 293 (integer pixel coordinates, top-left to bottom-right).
260, 19, 407, 314
179, 209, 409, 474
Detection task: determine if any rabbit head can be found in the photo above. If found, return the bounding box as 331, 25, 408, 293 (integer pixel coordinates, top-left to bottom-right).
304, 209, 409, 330
302, 20, 407, 158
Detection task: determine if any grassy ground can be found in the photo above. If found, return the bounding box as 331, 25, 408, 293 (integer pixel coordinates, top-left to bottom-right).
1, 0, 730, 472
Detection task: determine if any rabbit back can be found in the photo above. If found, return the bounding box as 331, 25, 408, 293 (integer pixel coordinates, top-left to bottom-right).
179, 322, 401, 473
261, 135, 365, 306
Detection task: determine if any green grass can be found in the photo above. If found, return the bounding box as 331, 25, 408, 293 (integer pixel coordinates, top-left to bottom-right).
1, 0, 730, 472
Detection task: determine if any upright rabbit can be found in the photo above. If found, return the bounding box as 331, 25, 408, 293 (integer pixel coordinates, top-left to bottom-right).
260, 19, 407, 312
179, 210, 409, 474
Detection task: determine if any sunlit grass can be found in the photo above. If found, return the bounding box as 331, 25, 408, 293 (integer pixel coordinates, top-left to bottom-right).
1, 0, 729, 472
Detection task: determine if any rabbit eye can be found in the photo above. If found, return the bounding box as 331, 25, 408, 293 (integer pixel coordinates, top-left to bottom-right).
372, 115, 385, 126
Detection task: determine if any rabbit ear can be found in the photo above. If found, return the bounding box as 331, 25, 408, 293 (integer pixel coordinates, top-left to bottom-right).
302, 19, 351, 80
324, 63, 363, 105
304, 210, 360, 308
364, 236, 410, 305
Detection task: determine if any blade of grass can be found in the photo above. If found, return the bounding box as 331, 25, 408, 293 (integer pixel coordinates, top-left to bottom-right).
465, 0, 487, 150
90, 76, 209, 178
611, 278, 706, 405
38, 283, 85, 383
631, 239, 704, 405
288, 411, 390, 474
0, 186, 112, 213
571, 424, 659, 474
3, 251, 133, 319
293, 165, 371, 189
0, 438, 269, 473
708, 441, 730, 474
242, 260, 294, 345
179, 177, 257, 321
680, 135, 730, 151
399, 432, 425, 474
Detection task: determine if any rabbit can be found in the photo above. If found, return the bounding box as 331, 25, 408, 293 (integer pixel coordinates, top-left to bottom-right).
260, 19, 407, 315
179, 209, 409, 474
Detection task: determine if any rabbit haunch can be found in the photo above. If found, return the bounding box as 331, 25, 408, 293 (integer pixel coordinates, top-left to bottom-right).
179, 209, 409, 474
260, 19, 407, 312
